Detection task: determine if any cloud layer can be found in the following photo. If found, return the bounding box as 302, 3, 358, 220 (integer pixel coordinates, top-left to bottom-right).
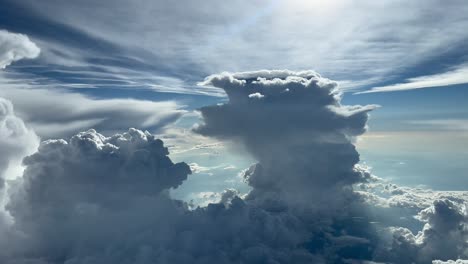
0, 97, 39, 255
0, 70, 466, 263
3, 1, 468, 94
0, 87, 187, 139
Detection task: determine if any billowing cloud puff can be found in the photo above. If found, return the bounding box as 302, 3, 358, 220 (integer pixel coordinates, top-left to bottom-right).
356, 173, 468, 263
385, 199, 468, 263
0, 30, 40, 69
0, 97, 39, 259
0, 97, 38, 194
433, 260, 468, 264
4, 128, 191, 262
0, 98, 38, 179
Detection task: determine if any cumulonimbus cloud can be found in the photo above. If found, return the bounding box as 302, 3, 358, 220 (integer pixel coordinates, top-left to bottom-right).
196, 70, 378, 207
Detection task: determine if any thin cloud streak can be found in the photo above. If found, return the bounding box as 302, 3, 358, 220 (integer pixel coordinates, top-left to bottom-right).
358, 65, 468, 93
407, 119, 468, 131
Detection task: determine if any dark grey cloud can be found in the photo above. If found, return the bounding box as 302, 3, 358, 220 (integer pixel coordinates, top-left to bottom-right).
2, 128, 326, 263
196, 70, 377, 207
4, 128, 192, 263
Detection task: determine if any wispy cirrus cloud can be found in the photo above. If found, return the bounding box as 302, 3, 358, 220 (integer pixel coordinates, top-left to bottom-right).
358, 65, 468, 93
0, 30, 188, 140
3, 0, 468, 94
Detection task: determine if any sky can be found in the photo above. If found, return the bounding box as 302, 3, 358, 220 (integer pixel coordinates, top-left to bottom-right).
0, 0, 468, 263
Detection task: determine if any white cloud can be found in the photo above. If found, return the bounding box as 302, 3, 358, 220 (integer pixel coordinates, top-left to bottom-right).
0, 97, 39, 247
433, 260, 468, 264
359, 65, 468, 93
0, 98, 38, 181
248, 92, 264, 99
0, 30, 187, 140
0, 87, 187, 139
0, 30, 40, 69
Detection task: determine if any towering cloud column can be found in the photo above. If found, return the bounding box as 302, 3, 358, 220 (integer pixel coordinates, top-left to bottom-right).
0, 98, 39, 258
196, 70, 377, 209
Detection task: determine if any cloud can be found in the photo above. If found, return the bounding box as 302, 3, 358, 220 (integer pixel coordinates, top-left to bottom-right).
0, 30, 188, 140
4, 1, 468, 94
406, 119, 468, 131
0, 87, 187, 139
0, 30, 40, 69
355, 173, 468, 263
4, 128, 192, 262
2, 127, 326, 263
358, 65, 468, 93
0, 97, 39, 189
196, 70, 377, 206
433, 260, 468, 264
0, 70, 467, 263
0, 97, 39, 254
384, 199, 468, 263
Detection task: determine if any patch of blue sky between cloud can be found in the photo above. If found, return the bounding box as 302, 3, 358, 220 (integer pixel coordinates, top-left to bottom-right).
357, 131, 468, 190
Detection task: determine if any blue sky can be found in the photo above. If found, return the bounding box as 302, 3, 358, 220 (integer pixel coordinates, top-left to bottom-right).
1, 0, 468, 193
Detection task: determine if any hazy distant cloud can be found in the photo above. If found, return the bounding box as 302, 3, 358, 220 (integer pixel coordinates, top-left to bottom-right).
359, 65, 468, 93
0, 30, 40, 69
406, 119, 468, 131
